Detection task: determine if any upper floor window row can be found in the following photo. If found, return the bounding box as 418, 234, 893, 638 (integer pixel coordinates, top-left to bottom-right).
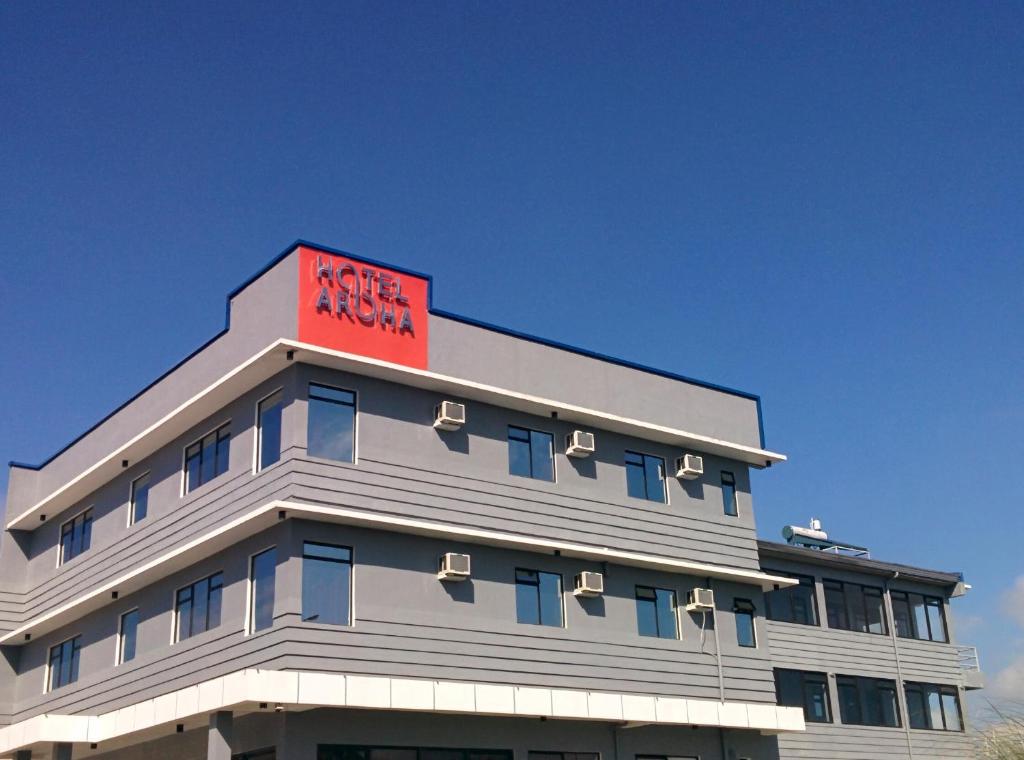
905, 681, 962, 731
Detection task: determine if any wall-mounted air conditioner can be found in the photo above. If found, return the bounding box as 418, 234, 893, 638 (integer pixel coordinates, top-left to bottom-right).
573, 571, 604, 597
433, 401, 466, 431
437, 552, 471, 581
565, 430, 595, 458
675, 453, 704, 480
685, 588, 715, 612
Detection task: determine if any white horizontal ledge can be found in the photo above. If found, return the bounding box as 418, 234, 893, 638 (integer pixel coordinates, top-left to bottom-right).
0, 669, 807, 754
9, 338, 785, 532
0, 499, 797, 647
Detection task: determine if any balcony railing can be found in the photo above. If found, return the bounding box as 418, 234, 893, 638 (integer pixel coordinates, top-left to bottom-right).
957, 645, 981, 671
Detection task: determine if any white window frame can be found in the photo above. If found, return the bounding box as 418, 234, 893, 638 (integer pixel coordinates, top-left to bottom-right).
245, 544, 277, 636
56, 506, 94, 568
128, 471, 152, 527
180, 419, 232, 497
253, 388, 285, 474
115, 607, 140, 666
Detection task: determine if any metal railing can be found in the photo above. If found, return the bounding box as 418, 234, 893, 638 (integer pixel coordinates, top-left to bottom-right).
956, 645, 981, 671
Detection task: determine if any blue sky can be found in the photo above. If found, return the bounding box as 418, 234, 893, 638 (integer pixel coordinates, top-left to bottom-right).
2, 1, 1022, 708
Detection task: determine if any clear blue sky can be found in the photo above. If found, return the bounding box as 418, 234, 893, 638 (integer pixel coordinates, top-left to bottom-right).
2, 1, 1022, 705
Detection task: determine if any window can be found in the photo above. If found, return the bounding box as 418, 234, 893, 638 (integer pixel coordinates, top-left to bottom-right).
59, 509, 93, 565
257, 390, 284, 471
734, 598, 756, 647
905, 682, 963, 732
129, 473, 151, 525
175, 572, 223, 642
507, 426, 554, 481
118, 609, 139, 665
249, 547, 277, 633
635, 586, 677, 639
824, 579, 887, 635
836, 675, 901, 727
529, 753, 599, 760
774, 669, 831, 723
890, 591, 948, 643
515, 569, 563, 626
302, 542, 352, 625
624, 451, 666, 503
184, 423, 231, 493
317, 747, 513, 760
307, 384, 356, 463
47, 636, 81, 691
721, 471, 738, 516
764, 571, 819, 626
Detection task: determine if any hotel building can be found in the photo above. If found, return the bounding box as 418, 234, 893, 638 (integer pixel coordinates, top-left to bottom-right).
0, 243, 982, 759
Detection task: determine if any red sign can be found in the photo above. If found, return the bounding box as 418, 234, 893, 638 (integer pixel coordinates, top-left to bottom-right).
297, 246, 429, 369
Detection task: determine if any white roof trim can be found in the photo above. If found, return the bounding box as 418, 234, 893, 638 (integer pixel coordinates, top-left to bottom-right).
0, 499, 797, 647
8, 339, 785, 531
0, 669, 805, 754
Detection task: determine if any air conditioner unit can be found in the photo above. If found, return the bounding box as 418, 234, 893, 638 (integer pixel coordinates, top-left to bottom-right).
573, 571, 604, 597
566, 430, 595, 458
437, 552, 471, 581
685, 588, 715, 612
675, 453, 704, 480
433, 401, 466, 431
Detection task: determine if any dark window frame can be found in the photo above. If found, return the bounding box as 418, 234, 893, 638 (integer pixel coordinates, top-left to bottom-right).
635, 585, 678, 639
174, 571, 224, 642
307, 383, 358, 464
773, 668, 832, 723
117, 608, 140, 665
47, 635, 82, 691
59, 508, 93, 565
317, 745, 514, 760
836, 674, 902, 728
129, 472, 151, 526
183, 421, 231, 494
763, 570, 820, 626
890, 590, 949, 643
256, 388, 284, 472
905, 682, 963, 732
249, 546, 277, 634
301, 541, 353, 626
824, 578, 888, 635
515, 568, 564, 627
721, 471, 738, 516
507, 426, 555, 482
624, 451, 667, 503
734, 598, 757, 647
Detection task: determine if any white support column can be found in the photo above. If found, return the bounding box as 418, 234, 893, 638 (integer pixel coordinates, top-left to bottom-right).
208, 710, 234, 760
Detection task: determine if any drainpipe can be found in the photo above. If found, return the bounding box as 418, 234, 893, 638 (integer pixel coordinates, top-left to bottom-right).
708, 578, 726, 704
884, 572, 914, 760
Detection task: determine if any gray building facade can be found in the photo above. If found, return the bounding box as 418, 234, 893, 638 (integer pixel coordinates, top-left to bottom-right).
0, 242, 981, 759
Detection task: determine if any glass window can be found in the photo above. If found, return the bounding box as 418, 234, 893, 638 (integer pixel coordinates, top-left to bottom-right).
507, 426, 554, 481
905, 683, 963, 731
734, 598, 756, 647
249, 547, 277, 633
624, 451, 666, 503
302, 542, 352, 625
118, 609, 139, 664
47, 636, 81, 691
318, 748, 513, 760
836, 675, 901, 727
824, 580, 887, 635
175, 572, 223, 641
721, 471, 738, 516
774, 669, 831, 723
184, 423, 231, 493
636, 586, 677, 639
764, 571, 819, 626
130, 473, 150, 525
59, 509, 93, 565
891, 591, 948, 642
307, 384, 356, 463
528, 753, 599, 760
515, 569, 563, 626
257, 390, 284, 471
